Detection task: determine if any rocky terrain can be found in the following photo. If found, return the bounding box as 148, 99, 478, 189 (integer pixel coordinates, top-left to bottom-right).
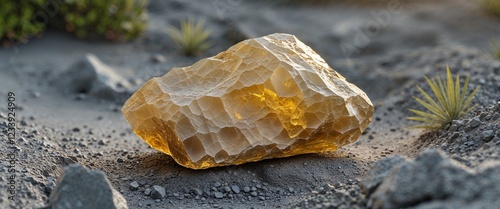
0, 0, 499, 209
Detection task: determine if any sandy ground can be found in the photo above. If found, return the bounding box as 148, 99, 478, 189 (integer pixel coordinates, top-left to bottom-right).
0, 0, 499, 208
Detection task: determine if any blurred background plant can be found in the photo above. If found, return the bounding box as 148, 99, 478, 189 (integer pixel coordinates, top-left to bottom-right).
0, 0, 148, 47
166, 18, 211, 56
58, 0, 148, 41
0, 0, 46, 47
481, 0, 500, 17
491, 39, 500, 59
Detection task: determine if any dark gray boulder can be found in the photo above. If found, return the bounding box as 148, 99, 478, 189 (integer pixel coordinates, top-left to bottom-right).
360, 155, 407, 196
48, 164, 128, 209
363, 149, 500, 209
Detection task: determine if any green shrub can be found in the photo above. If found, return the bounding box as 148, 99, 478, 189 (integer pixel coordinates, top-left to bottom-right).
0, 0, 46, 46
166, 18, 211, 56
407, 67, 480, 129
481, 0, 500, 17
58, 0, 148, 41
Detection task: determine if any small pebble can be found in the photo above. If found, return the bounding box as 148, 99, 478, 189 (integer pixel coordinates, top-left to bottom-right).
193, 188, 203, 196
482, 130, 494, 142
129, 181, 139, 191
151, 185, 166, 199
214, 192, 224, 199
469, 117, 480, 128
214, 182, 221, 187
144, 188, 151, 196
231, 185, 240, 194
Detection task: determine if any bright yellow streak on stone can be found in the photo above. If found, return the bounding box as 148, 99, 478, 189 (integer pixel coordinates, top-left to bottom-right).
122, 33, 374, 169
233, 85, 306, 138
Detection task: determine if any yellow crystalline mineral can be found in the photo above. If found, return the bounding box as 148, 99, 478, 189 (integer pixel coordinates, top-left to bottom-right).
122, 33, 374, 169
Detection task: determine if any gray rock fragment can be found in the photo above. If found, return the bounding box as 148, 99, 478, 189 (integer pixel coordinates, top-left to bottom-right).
243, 186, 250, 193
360, 155, 407, 196
469, 117, 481, 129
44, 177, 57, 195
150, 185, 166, 200
129, 181, 139, 191
214, 192, 224, 199
192, 188, 203, 196
56, 53, 131, 101
48, 164, 128, 209
482, 130, 494, 142
144, 188, 151, 196
231, 185, 240, 194
365, 149, 500, 209
448, 120, 464, 132
213, 182, 221, 187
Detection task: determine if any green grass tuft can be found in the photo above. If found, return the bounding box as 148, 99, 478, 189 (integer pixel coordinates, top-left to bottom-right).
166, 18, 211, 56
407, 67, 480, 129
491, 39, 500, 60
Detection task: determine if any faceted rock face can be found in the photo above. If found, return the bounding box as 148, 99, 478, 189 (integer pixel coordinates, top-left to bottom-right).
122, 33, 373, 169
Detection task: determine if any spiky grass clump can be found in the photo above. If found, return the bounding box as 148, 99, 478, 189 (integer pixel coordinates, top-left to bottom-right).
491, 39, 500, 60
407, 67, 480, 129
166, 18, 211, 56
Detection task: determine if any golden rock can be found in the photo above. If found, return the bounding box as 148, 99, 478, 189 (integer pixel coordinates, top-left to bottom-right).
122, 33, 374, 169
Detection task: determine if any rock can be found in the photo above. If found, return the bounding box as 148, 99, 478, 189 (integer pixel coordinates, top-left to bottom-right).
57, 53, 131, 101
360, 155, 407, 196
129, 181, 139, 191
231, 185, 240, 194
98, 139, 107, 145
48, 164, 128, 209
122, 33, 374, 169
469, 117, 481, 129
150, 185, 166, 200
213, 182, 221, 187
214, 192, 224, 199
44, 177, 57, 195
144, 188, 151, 196
192, 188, 203, 196
365, 149, 500, 209
482, 130, 494, 142
448, 120, 464, 132
151, 54, 167, 63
